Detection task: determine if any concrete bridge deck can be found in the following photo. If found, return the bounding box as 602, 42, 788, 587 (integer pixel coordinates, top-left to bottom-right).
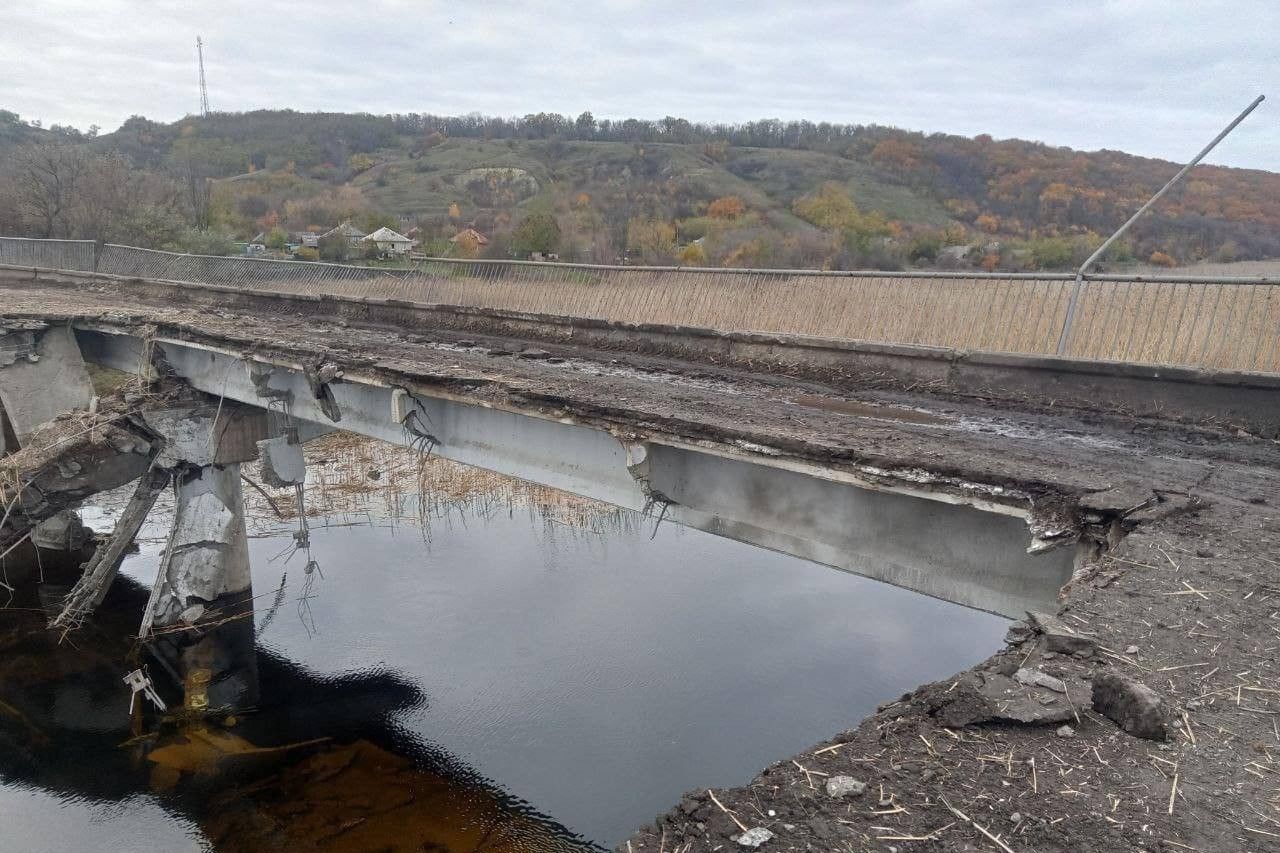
3, 270, 1280, 851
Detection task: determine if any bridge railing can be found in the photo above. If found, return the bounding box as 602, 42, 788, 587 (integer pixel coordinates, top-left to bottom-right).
0, 237, 96, 272
3, 236, 1277, 375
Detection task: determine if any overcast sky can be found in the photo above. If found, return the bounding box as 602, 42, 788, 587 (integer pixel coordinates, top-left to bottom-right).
1, 1, 1274, 170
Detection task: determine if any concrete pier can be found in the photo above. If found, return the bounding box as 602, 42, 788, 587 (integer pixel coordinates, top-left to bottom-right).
141, 462, 259, 713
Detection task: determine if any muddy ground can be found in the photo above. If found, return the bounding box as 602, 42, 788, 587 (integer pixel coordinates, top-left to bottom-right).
3, 276, 1280, 852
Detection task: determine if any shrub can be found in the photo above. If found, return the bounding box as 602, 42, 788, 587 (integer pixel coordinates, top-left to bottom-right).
707, 195, 746, 220
293, 246, 320, 261
175, 228, 234, 256
907, 233, 942, 263
1029, 236, 1074, 270
679, 243, 707, 265
1148, 250, 1177, 268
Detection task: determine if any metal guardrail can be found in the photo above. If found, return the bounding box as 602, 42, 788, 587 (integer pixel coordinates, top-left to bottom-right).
2, 237, 1277, 375
0, 237, 96, 272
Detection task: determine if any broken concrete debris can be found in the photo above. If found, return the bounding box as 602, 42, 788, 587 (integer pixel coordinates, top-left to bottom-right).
734, 827, 773, 848
1014, 667, 1067, 693
304, 363, 343, 422
1026, 610, 1097, 655
1091, 672, 1170, 740
30, 510, 93, 551
926, 669, 1081, 728
257, 435, 306, 488
824, 776, 866, 798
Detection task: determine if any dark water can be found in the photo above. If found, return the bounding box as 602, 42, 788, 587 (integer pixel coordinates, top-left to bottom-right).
0, 451, 1007, 851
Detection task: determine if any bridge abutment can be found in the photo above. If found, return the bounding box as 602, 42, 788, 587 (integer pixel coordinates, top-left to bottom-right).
0, 323, 94, 445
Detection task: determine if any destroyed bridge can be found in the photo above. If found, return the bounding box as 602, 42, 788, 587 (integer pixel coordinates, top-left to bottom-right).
1, 237, 1278, 717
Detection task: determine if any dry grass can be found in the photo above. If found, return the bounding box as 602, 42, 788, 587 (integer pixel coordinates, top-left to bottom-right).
242, 431, 637, 538
244, 268, 1279, 374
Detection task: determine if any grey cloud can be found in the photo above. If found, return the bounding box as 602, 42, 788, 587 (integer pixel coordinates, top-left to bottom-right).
0, 0, 1274, 169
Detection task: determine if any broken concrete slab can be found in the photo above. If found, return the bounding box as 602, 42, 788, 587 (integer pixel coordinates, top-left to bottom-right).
1014, 667, 1067, 693
30, 510, 93, 551
1027, 610, 1097, 655
1092, 672, 1170, 740
142, 403, 271, 467
925, 669, 1086, 728
1, 418, 154, 547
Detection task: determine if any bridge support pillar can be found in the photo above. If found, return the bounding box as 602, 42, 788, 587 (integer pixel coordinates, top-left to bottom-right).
0, 323, 94, 445
141, 461, 259, 714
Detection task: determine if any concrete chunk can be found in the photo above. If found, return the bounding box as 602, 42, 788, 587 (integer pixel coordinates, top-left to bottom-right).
258, 436, 306, 487
825, 776, 866, 798
1092, 672, 1170, 740
1015, 667, 1067, 693
1027, 610, 1096, 655
30, 511, 92, 551
735, 827, 773, 848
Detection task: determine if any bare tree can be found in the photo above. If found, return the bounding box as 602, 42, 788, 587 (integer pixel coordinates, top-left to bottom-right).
17, 142, 87, 238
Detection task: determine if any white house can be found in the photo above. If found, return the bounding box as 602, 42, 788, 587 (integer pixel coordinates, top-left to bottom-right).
363, 227, 413, 256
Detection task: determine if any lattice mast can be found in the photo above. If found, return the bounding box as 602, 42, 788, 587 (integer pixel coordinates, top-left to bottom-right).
196, 36, 210, 117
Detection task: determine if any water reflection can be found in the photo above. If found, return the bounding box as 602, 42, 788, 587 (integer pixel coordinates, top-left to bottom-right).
2, 434, 1008, 849
0, 564, 595, 852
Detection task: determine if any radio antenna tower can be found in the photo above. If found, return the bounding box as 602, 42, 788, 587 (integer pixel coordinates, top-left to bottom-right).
196, 36, 211, 116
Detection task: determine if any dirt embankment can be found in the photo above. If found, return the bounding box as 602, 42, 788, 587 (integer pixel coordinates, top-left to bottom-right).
4, 280, 1280, 852
623, 485, 1280, 852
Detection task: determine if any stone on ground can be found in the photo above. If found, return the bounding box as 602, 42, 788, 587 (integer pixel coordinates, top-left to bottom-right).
734, 827, 773, 848
1092, 672, 1170, 740
825, 775, 866, 798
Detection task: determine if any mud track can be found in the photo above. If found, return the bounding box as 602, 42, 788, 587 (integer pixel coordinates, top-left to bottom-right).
4, 278, 1280, 852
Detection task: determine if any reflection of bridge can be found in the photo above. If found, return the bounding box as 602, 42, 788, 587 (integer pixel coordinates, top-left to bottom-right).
0, 571, 596, 852
2, 245, 1278, 716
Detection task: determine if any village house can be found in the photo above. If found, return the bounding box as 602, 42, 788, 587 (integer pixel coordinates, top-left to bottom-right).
363, 226, 413, 256
320, 221, 367, 247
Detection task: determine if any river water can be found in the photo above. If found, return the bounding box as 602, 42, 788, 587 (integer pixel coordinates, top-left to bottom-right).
0, 434, 1007, 851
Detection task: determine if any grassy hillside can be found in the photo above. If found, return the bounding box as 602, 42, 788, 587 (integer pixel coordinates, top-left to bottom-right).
3, 108, 1278, 270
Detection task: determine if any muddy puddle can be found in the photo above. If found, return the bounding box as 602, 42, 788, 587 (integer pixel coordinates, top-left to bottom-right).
0, 433, 1007, 851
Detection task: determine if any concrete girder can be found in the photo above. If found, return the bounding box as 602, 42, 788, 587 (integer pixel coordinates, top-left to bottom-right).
76, 328, 1075, 617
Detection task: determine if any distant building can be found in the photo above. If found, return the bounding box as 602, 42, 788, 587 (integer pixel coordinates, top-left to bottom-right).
296, 232, 320, 249
320, 222, 367, 247
363, 226, 413, 256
